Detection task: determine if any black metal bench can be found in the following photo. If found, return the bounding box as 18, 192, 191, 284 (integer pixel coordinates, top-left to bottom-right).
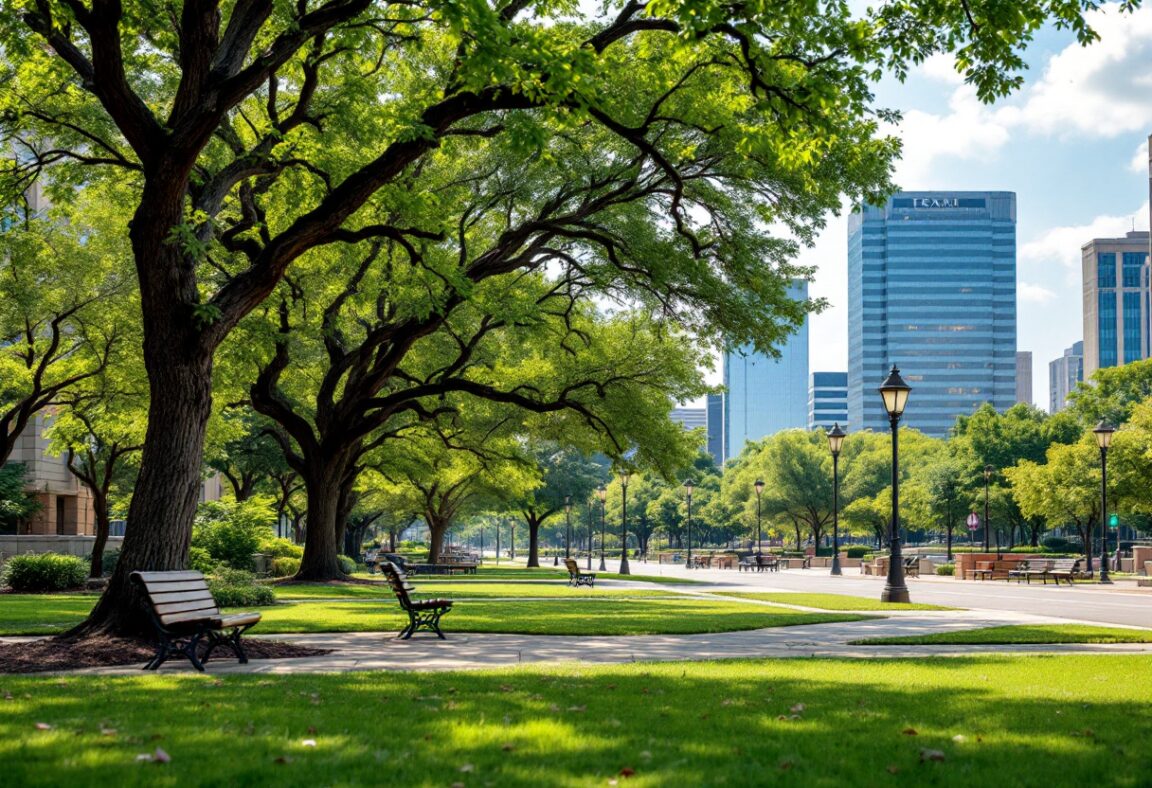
381, 561, 454, 639
564, 558, 596, 587
131, 570, 262, 672
755, 554, 779, 572
903, 557, 920, 578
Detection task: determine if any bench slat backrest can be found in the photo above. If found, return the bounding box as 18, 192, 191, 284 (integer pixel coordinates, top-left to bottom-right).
131, 570, 221, 626
382, 562, 416, 610
1051, 558, 1080, 571
564, 558, 582, 575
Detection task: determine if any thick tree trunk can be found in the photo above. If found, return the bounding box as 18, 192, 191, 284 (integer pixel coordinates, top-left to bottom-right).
525, 513, 543, 567
76, 348, 214, 636
89, 490, 110, 578
295, 469, 347, 580
427, 519, 448, 563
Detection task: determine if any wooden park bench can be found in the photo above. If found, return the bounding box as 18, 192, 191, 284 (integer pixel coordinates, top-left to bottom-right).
381, 561, 454, 639
131, 570, 262, 672
564, 558, 596, 588
755, 554, 780, 572
1045, 558, 1084, 585
903, 557, 920, 578
1008, 559, 1050, 583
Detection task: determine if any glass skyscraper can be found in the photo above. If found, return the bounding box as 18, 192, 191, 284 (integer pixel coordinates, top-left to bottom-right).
722, 280, 809, 460
847, 192, 1017, 437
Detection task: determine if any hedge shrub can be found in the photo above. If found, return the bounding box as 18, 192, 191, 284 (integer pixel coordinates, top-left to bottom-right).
935, 563, 955, 576
271, 557, 301, 577
2, 552, 89, 592
192, 496, 278, 569
257, 536, 303, 559
207, 568, 276, 607
338, 555, 356, 575
845, 545, 870, 558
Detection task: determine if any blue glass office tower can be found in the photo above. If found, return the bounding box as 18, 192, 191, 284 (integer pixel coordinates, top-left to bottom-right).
808, 372, 848, 431
723, 280, 809, 460
1081, 231, 1150, 377
705, 394, 724, 463
847, 192, 1017, 437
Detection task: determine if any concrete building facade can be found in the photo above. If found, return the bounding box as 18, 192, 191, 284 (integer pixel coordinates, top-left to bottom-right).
1081, 231, 1151, 377
1049, 341, 1084, 413
1015, 351, 1032, 405
847, 191, 1017, 437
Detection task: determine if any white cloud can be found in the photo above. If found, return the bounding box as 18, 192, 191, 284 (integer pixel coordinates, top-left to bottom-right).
1018, 282, 1058, 303
1131, 140, 1149, 173
1009, 4, 1152, 137
888, 3, 1152, 182
1018, 201, 1149, 285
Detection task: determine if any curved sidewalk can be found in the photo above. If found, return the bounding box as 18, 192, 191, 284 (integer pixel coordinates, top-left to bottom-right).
70, 606, 1152, 675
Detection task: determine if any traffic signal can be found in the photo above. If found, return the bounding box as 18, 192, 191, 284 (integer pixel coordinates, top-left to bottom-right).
1109, 514, 1119, 529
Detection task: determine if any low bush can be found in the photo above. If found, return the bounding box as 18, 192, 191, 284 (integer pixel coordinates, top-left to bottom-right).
192, 496, 278, 570
207, 568, 276, 607
271, 557, 301, 577
1041, 537, 1082, 553
85, 549, 121, 577
845, 545, 870, 559
257, 536, 303, 559
188, 545, 218, 573
935, 563, 955, 576
2, 552, 89, 592
1008, 546, 1045, 553
338, 555, 356, 575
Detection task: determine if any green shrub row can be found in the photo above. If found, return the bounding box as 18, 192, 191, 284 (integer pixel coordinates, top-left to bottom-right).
1, 552, 89, 592
206, 568, 276, 607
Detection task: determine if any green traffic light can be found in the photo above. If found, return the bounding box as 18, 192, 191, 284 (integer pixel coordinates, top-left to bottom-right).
1108, 514, 1119, 528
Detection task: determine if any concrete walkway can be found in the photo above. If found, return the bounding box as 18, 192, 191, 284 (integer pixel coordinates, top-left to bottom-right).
66, 603, 1152, 675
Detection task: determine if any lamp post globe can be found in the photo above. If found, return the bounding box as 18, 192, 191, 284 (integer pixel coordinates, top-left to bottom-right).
878, 364, 911, 604
595, 485, 608, 572
683, 479, 695, 569
753, 479, 765, 557
619, 471, 632, 575
1094, 421, 1115, 584
827, 423, 846, 577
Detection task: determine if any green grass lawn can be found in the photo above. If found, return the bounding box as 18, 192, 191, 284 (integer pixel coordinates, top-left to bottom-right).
4, 655, 1152, 786
356, 565, 704, 585
0, 594, 868, 636
850, 624, 1152, 645
716, 592, 955, 612
272, 582, 670, 600
253, 598, 870, 635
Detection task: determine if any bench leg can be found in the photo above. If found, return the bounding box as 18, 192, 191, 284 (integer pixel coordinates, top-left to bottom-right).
203, 624, 255, 665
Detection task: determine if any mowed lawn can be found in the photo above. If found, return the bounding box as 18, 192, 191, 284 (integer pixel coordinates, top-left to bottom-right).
851, 624, 1152, 645
3, 656, 1152, 786
0, 594, 869, 637
272, 582, 672, 600
716, 592, 954, 612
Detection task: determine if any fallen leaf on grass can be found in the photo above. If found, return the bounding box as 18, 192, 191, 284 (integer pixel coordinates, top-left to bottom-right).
274, 756, 293, 765
567, 705, 586, 713
619, 767, 636, 777
100, 728, 117, 737
919, 749, 946, 763
501, 743, 515, 752
301, 739, 317, 748
459, 763, 474, 773
951, 735, 967, 744
790, 703, 806, 714
154, 748, 171, 764
886, 765, 900, 774
34, 722, 52, 731
779, 760, 794, 771
902, 728, 918, 736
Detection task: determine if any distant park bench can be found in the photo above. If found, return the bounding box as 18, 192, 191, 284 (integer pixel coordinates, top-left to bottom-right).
381, 561, 454, 639
564, 558, 596, 588
131, 570, 262, 672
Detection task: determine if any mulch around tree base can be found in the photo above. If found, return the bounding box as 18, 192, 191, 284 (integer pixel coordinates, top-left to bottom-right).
0, 635, 332, 674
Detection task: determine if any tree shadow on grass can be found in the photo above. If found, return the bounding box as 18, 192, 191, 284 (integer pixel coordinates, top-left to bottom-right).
3, 655, 1151, 786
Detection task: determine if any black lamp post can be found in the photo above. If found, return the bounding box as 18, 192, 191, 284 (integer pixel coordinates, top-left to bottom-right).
596, 485, 607, 571
564, 495, 572, 560
753, 479, 765, 556
878, 364, 912, 604
827, 423, 846, 577
1094, 421, 1115, 584
586, 499, 594, 570
619, 471, 632, 575
983, 464, 993, 553
684, 479, 695, 569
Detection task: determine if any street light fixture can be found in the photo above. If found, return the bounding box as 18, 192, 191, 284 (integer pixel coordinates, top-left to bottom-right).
683, 479, 695, 569
827, 423, 846, 577
596, 484, 607, 571
983, 464, 993, 553
753, 479, 765, 557
619, 471, 632, 575
564, 495, 572, 561
878, 364, 912, 604
1094, 421, 1115, 584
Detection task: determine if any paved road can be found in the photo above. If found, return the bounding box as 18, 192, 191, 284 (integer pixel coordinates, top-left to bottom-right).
609, 559, 1152, 628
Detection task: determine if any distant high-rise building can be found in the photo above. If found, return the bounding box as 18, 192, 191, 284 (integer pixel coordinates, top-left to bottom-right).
847, 192, 1017, 437
808, 372, 848, 431
723, 280, 809, 459
1049, 341, 1084, 413
1015, 351, 1032, 405
705, 394, 724, 463
1082, 231, 1150, 377
669, 407, 707, 431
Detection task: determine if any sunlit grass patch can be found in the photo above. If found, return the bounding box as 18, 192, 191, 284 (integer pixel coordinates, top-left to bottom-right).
716, 592, 954, 612
849, 624, 1152, 646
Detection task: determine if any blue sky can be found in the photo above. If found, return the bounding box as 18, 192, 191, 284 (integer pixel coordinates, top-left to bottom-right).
795, 2, 1152, 409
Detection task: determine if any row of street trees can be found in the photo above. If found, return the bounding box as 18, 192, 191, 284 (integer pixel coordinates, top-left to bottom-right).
1, 0, 1139, 638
